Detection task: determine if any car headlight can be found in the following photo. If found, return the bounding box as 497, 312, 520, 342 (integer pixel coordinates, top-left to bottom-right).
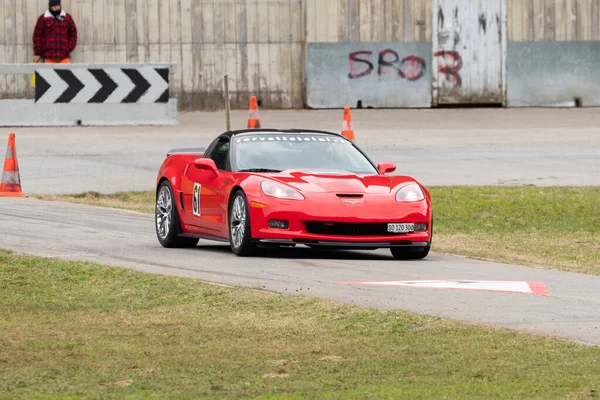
261, 181, 305, 200
396, 183, 425, 202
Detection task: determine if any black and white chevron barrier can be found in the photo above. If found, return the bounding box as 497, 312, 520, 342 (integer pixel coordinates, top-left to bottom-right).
34, 66, 169, 104
0, 62, 177, 126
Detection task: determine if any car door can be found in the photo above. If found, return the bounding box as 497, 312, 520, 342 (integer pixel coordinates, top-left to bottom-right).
182, 136, 232, 237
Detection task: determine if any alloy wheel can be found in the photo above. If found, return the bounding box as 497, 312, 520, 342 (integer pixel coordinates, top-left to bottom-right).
230, 194, 246, 249
156, 185, 172, 240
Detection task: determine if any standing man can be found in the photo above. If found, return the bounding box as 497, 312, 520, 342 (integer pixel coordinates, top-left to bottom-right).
32, 0, 78, 64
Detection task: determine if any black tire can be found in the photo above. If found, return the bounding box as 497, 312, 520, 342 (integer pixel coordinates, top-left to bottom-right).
228, 190, 257, 256
390, 245, 430, 260
390, 215, 433, 260
155, 180, 199, 248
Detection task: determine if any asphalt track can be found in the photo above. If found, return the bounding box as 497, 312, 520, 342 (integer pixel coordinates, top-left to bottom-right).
1, 109, 599, 345
1, 197, 600, 345
8, 108, 600, 194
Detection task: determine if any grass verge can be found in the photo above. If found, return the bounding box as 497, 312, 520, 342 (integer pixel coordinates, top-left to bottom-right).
1, 248, 599, 399
37, 186, 600, 275
431, 186, 600, 275
35, 190, 156, 214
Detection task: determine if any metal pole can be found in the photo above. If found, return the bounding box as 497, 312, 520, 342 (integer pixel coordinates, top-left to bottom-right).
301, 0, 308, 106
224, 74, 231, 131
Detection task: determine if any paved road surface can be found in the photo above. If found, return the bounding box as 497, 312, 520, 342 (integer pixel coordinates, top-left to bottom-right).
5, 108, 600, 195
1, 108, 599, 345
1, 197, 599, 345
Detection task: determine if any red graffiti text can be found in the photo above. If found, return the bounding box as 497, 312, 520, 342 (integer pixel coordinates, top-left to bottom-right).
348, 49, 426, 81
434, 50, 462, 87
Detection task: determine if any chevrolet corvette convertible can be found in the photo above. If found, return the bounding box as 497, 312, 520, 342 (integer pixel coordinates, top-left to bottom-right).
155, 128, 432, 259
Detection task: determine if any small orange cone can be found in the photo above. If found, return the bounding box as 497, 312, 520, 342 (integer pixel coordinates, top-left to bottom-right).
0, 133, 26, 197
341, 106, 355, 140
247, 96, 261, 128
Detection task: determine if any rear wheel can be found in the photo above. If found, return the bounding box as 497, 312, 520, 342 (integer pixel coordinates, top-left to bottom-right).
156, 180, 199, 248
229, 190, 257, 256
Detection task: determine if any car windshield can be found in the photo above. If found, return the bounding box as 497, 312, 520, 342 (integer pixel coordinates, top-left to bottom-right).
232, 133, 379, 174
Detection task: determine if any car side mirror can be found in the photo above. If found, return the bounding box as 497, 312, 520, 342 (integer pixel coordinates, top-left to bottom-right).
194, 158, 219, 177
377, 162, 396, 174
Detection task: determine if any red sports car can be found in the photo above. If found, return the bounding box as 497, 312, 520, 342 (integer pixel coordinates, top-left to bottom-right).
155, 128, 432, 259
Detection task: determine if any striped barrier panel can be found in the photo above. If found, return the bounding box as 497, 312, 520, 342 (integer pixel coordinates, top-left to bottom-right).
0, 63, 178, 126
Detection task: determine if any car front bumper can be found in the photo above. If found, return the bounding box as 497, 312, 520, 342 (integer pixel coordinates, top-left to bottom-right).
254, 238, 430, 249
248, 194, 432, 249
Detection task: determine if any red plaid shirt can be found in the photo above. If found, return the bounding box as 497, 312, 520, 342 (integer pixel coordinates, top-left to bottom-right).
32, 11, 78, 60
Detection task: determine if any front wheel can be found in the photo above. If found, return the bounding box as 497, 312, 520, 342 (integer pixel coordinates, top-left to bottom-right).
391, 214, 433, 260
228, 190, 257, 256
155, 180, 199, 248
390, 245, 430, 260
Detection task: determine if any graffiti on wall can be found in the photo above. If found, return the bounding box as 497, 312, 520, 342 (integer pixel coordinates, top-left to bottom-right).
348, 49, 427, 81
434, 50, 462, 88
347, 48, 463, 88
306, 42, 432, 108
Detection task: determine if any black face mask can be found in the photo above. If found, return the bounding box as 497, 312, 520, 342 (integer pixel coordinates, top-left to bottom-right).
49, 0, 61, 17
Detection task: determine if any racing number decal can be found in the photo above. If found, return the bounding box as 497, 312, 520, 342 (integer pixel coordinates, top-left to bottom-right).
192, 183, 201, 216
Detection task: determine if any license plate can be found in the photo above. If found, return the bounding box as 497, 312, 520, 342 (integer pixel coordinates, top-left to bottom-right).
387, 223, 414, 233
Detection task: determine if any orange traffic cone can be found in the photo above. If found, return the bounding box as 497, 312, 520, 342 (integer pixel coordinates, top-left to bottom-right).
247, 96, 261, 128
341, 106, 355, 140
0, 133, 26, 197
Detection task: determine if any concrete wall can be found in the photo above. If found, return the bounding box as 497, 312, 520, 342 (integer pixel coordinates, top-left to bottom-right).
306, 42, 431, 108
0, 0, 432, 109
1, 0, 600, 110
506, 0, 600, 107
507, 41, 600, 107
0, 0, 304, 110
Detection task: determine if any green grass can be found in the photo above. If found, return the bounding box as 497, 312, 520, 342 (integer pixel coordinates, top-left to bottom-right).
35, 190, 156, 214
1, 248, 599, 399
429, 186, 600, 275
38, 186, 600, 275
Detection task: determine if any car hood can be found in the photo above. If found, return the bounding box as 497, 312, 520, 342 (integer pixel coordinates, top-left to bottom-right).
259, 169, 411, 194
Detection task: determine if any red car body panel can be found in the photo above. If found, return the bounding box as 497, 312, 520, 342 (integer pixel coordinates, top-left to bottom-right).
156, 130, 432, 249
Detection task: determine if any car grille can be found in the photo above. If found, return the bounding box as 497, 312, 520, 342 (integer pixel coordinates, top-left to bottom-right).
306, 221, 402, 236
